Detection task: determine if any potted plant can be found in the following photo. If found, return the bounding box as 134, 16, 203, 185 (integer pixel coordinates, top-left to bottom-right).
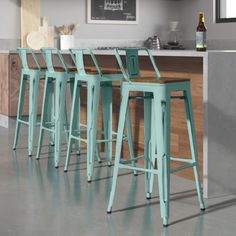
56, 22, 80, 50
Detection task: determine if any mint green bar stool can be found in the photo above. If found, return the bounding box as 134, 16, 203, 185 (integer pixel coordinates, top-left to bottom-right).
64, 48, 136, 182
36, 48, 75, 167
13, 48, 45, 156
107, 48, 205, 226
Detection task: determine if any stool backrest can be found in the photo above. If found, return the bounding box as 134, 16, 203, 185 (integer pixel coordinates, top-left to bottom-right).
69, 48, 102, 77
40, 48, 68, 73
114, 48, 161, 82
17, 47, 41, 71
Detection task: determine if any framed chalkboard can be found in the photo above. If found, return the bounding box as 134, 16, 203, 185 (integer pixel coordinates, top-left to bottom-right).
87, 0, 139, 24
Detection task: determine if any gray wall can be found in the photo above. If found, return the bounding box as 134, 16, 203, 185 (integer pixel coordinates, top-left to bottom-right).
0, 0, 20, 39
0, 0, 180, 42
179, 0, 236, 49
41, 0, 180, 41
2, 0, 235, 49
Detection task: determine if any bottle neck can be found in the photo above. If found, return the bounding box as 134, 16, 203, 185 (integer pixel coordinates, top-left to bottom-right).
198, 13, 205, 26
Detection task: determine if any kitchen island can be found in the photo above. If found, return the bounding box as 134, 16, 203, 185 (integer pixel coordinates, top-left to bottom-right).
0, 49, 236, 199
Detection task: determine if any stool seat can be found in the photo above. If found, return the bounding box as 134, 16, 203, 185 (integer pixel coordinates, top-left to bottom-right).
29, 66, 47, 70
131, 77, 190, 84
88, 67, 189, 83
53, 67, 77, 72
28, 66, 77, 72
87, 67, 122, 75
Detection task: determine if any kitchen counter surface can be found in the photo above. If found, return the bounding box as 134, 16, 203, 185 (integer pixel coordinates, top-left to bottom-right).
2, 49, 236, 57
92, 49, 208, 58
0, 50, 11, 53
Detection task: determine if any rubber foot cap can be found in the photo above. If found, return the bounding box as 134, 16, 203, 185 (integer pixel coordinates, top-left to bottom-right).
107, 211, 112, 214
55, 166, 59, 169
87, 180, 92, 183
13, 148, 16, 150
201, 208, 206, 211
64, 170, 68, 173
163, 224, 169, 227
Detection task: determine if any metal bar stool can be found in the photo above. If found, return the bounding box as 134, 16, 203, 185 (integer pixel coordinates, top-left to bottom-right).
13, 48, 45, 156
36, 48, 76, 167
64, 48, 136, 182
107, 48, 205, 226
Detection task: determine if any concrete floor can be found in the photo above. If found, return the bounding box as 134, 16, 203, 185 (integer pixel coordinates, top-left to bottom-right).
0, 120, 236, 236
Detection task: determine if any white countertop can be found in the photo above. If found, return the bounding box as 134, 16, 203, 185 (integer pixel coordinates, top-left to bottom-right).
92, 49, 207, 58
0, 50, 11, 53
2, 49, 236, 58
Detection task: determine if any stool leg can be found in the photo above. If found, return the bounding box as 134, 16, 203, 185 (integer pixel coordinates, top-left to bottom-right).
107, 89, 129, 213
149, 99, 157, 195
96, 144, 102, 163
144, 92, 152, 199
64, 78, 79, 171
87, 81, 100, 182
163, 96, 171, 227
36, 76, 51, 160
13, 73, 27, 150
64, 104, 69, 143
184, 87, 205, 210
75, 83, 81, 155
101, 84, 113, 166
47, 81, 55, 146
28, 73, 40, 156
126, 104, 137, 176
54, 77, 67, 168
154, 92, 171, 227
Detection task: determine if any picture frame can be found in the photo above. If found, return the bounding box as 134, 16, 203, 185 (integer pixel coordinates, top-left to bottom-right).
87, 0, 139, 25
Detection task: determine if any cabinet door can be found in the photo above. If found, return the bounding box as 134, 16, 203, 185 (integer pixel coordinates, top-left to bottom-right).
9, 54, 22, 116
9, 54, 44, 117
0, 54, 9, 115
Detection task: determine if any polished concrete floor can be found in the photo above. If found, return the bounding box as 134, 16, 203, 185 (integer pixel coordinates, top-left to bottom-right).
0, 120, 236, 236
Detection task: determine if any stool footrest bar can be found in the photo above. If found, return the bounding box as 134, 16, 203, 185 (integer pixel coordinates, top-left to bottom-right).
101, 84, 121, 88
129, 95, 153, 100
18, 119, 29, 125
119, 163, 159, 175
170, 163, 196, 174
170, 157, 194, 164
96, 138, 117, 143
120, 155, 144, 164
171, 96, 186, 99
42, 126, 55, 133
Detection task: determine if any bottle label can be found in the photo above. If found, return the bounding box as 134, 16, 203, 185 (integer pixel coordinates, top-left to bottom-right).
196, 32, 207, 49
